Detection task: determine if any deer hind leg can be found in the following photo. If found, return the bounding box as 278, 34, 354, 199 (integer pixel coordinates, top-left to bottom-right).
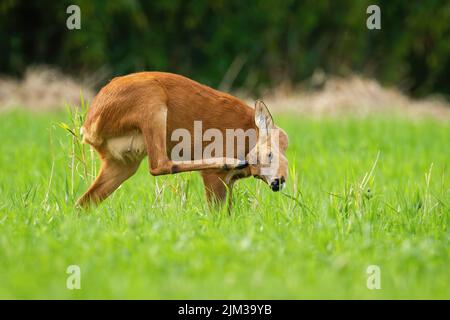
141, 104, 248, 176
201, 171, 234, 209
76, 158, 140, 207
140, 103, 173, 176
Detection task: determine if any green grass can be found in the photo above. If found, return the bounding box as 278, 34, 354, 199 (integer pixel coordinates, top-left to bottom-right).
0, 110, 448, 299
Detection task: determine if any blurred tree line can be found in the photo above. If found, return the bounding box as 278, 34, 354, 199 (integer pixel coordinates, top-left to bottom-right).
0, 0, 449, 97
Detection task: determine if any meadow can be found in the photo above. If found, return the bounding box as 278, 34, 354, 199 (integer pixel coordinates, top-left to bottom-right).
0, 110, 448, 299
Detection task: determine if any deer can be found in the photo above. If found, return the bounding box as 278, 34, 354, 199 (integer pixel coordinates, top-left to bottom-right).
76, 72, 289, 208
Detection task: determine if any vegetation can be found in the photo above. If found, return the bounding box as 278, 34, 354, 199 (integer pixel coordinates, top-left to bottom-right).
0, 110, 448, 298
1, 1, 450, 97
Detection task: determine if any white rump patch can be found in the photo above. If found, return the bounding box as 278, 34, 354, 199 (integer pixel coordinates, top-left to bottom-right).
107, 133, 146, 162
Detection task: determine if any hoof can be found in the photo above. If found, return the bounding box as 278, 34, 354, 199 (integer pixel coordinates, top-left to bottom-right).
235, 160, 249, 170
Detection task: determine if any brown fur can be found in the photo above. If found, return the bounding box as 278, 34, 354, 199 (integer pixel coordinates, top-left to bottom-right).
76, 72, 288, 208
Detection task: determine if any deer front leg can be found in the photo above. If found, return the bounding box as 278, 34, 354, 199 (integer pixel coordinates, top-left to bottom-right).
141, 106, 248, 176
201, 171, 234, 209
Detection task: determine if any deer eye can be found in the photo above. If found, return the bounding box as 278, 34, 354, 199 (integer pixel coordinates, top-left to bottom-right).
268, 151, 273, 161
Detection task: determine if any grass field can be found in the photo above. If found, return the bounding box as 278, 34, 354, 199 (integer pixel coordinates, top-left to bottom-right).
0, 110, 448, 299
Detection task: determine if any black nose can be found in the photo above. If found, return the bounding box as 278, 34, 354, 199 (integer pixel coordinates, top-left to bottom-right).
271, 179, 280, 191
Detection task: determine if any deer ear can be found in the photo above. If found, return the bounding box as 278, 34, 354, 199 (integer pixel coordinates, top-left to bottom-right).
254, 100, 274, 134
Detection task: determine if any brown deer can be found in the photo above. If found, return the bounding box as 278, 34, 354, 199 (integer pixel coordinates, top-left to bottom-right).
76, 72, 288, 207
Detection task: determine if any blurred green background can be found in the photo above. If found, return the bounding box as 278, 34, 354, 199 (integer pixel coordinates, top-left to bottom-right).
1, 0, 449, 97
0, 1, 449, 299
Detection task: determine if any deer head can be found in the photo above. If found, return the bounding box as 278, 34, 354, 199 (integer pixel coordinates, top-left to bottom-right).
247, 100, 289, 191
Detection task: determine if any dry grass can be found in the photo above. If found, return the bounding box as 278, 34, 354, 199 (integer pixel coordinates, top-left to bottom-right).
0, 66, 93, 112
1, 67, 449, 119
258, 75, 450, 119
